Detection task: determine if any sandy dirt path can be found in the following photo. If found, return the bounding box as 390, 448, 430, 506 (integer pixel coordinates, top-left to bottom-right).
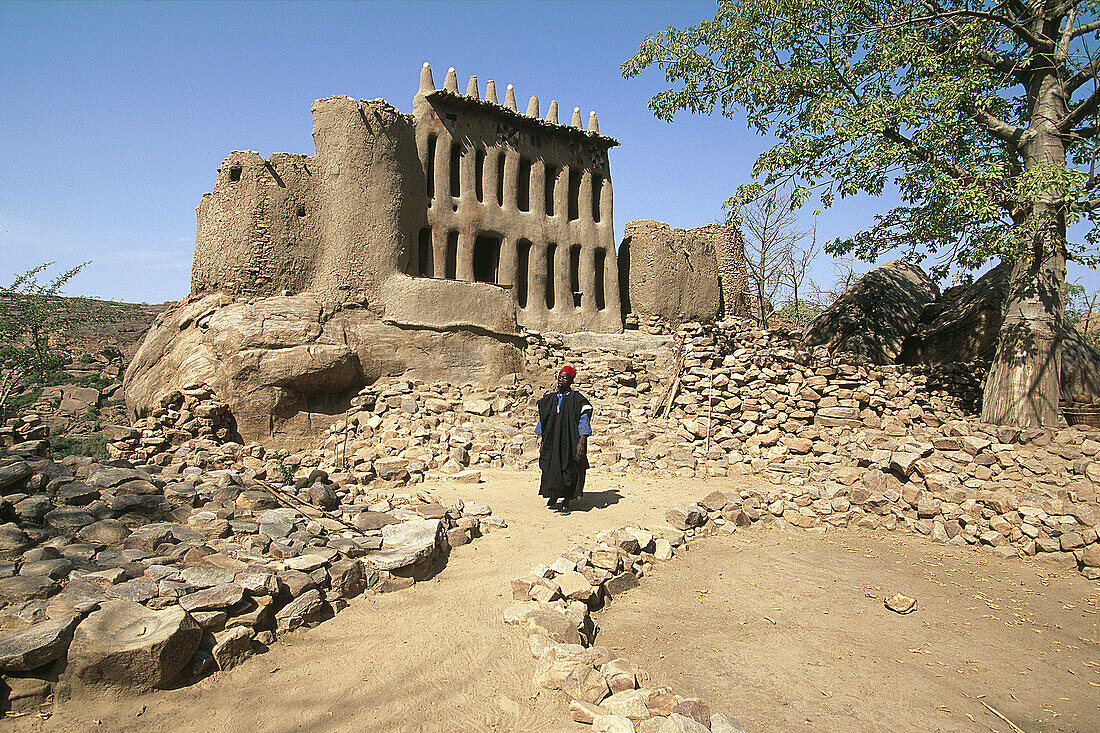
16, 469, 723, 733
597, 527, 1100, 733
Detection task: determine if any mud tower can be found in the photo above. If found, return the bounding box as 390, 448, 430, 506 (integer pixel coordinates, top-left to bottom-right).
190, 64, 623, 335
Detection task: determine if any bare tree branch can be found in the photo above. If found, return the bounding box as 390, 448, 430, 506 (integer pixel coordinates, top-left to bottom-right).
1066, 54, 1100, 93
1060, 84, 1100, 132
963, 100, 1027, 146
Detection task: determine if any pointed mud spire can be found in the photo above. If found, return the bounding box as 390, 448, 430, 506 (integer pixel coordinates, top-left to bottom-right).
419, 62, 436, 94
546, 100, 559, 124
466, 75, 479, 99
571, 107, 583, 128
504, 84, 518, 111
486, 80, 498, 104
588, 111, 599, 134
526, 96, 539, 118
444, 67, 459, 93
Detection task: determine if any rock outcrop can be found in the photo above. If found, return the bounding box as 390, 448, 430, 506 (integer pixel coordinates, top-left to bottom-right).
900, 261, 1010, 365
804, 260, 939, 363
124, 291, 522, 448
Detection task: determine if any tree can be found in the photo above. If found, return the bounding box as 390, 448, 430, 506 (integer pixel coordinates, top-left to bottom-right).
780, 217, 821, 326
624, 0, 1100, 427
741, 192, 806, 326
0, 262, 89, 420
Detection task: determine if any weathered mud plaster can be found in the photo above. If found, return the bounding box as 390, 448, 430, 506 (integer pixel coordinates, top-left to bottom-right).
191, 64, 622, 334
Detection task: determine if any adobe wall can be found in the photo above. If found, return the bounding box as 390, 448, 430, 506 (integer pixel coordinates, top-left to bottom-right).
619, 220, 750, 326
411, 65, 622, 334
191, 96, 427, 308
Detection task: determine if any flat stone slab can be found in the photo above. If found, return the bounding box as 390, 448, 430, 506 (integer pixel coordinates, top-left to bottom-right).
63, 600, 202, 696
0, 575, 60, 603
366, 519, 443, 571
179, 583, 245, 613
0, 613, 81, 671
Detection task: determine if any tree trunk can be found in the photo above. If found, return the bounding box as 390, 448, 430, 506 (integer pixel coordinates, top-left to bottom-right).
980, 57, 1068, 428
981, 247, 1064, 426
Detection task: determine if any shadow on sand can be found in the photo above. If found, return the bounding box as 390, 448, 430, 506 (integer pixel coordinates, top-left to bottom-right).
566, 488, 623, 512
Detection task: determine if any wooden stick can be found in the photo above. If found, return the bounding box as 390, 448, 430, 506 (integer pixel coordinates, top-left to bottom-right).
979, 701, 1025, 733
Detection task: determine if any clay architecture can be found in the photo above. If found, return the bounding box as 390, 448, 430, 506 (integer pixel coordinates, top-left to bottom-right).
123, 66, 754, 446
191, 64, 623, 335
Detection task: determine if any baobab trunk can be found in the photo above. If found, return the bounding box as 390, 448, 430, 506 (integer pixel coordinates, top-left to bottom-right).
980, 246, 1064, 426
981, 61, 1069, 428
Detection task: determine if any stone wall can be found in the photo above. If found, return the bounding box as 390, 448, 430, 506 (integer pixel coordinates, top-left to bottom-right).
191, 97, 426, 308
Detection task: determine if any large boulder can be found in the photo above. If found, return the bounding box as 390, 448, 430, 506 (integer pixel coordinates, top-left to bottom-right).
366, 518, 447, 578
899, 260, 1100, 402
1061, 322, 1100, 402
61, 600, 202, 697
124, 291, 522, 449
805, 259, 938, 363
899, 261, 1010, 364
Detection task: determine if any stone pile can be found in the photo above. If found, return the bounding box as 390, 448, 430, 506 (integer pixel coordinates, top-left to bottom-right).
0, 436, 499, 712
505, 526, 747, 733
105, 384, 237, 465
662, 460, 1100, 579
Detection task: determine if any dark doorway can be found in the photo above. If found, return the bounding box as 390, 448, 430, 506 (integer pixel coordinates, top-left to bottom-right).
568, 169, 581, 221
591, 175, 603, 222
418, 228, 433, 277
570, 244, 582, 308
475, 149, 485, 203
516, 239, 531, 308
517, 157, 531, 212
473, 234, 501, 284
426, 134, 436, 199
445, 231, 459, 280
594, 248, 606, 310
545, 242, 557, 309
450, 143, 462, 198
544, 164, 557, 216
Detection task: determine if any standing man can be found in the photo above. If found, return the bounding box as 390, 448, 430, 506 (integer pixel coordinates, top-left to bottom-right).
535, 366, 592, 512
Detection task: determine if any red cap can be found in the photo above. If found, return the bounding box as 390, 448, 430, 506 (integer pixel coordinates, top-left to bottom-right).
560, 366, 576, 377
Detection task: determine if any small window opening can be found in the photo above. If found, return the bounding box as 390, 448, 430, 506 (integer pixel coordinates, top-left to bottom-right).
594, 248, 606, 310
517, 157, 531, 212
473, 234, 501, 284
544, 165, 557, 216
475, 149, 485, 203
229, 165, 242, 183
569, 244, 582, 308
426, 134, 436, 199
418, 228, 433, 277
591, 175, 603, 222
545, 243, 557, 309
296, 204, 306, 217
450, 143, 462, 198
445, 232, 459, 280
516, 239, 531, 308
496, 152, 505, 206
567, 170, 581, 221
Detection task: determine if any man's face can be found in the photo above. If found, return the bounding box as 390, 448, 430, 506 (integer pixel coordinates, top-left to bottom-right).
557, 370, 574, 390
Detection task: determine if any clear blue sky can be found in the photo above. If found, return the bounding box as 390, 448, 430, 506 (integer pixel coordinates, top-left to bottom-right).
0, 0, 1095, 304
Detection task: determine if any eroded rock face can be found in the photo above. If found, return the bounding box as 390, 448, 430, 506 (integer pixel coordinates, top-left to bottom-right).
900, 261, 1010, 365
124, 290, 522, 449
805, 259, 939, 364
61, 601, 202, 697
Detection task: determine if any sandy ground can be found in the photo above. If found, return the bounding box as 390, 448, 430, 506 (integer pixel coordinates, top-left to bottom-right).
7, 468, 1099, 733
597, 527, 1100, 733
